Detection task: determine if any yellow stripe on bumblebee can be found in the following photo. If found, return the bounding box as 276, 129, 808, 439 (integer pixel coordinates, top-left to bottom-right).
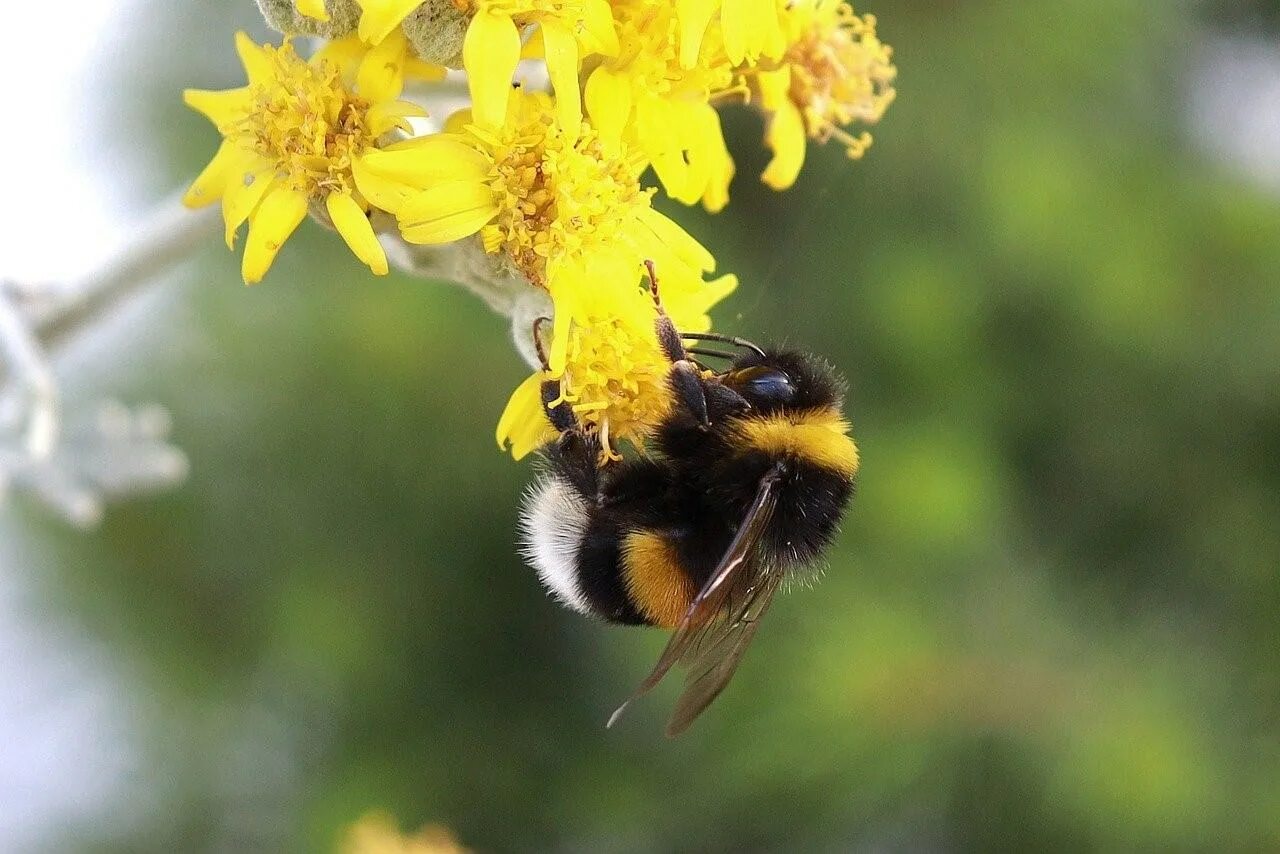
732, 406, 860, 477
621, 530, 697, 628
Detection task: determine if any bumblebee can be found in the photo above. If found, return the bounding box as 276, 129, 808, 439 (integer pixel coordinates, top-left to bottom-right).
520, 274, 860, 735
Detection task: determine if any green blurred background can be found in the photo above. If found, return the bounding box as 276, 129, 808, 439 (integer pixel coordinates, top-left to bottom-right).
7, 0, 1280, 850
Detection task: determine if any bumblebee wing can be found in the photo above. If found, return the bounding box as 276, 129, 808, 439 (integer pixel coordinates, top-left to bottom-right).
608, 461, 787, 735
663, 559, 784, 736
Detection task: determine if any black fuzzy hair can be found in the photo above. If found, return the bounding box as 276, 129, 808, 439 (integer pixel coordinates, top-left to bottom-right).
727, 347, 847, 413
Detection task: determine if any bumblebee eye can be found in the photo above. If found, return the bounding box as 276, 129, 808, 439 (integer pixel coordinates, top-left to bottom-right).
728, 366, 796, 404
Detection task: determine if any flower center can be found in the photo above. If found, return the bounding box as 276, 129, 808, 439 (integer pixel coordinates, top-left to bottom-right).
555, 315, 671, 458
480, 110, 651, 286
235, 43, 374, 197
784, 6, 896, 151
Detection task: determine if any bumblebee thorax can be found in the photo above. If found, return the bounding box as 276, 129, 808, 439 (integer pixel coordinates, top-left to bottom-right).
730, 405, 860, 478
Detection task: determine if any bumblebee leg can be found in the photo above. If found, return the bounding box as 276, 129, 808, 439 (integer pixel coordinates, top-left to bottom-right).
644, 260, 689, 362
670, 361, 711, 429
703, 382, 750, 420
544, 427, 601, 503
645, 260, 714, 428
541, 379, 576, 434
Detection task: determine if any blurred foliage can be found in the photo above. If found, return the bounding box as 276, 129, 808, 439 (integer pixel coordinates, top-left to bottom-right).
11, 0, 1280, 850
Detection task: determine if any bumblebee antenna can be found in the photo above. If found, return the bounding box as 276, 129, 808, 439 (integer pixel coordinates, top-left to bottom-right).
645, 259, 764, 364
532, 316, 553, 371
686, 347, 737, 361
679, 331, 767, 360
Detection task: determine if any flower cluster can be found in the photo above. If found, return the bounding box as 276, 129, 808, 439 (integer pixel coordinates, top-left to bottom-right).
341, 811, 468, 854
185, 0, 895, 459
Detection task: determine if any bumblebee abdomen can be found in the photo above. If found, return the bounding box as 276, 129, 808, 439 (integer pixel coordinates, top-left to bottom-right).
520, 475, 596, 617
620, 530, 697, 628
521, 474, 710, 627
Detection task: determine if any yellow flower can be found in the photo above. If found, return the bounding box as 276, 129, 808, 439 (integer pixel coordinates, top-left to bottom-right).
294, 0, 425, 44
497, 285, 684, 461
183, 32, 443, 282
584, 0, 737, 211
754, 1, 896, 190
318, 0, 617, 134
364, 91, 734, 355
340, 811, 469, 854
677, 0, 784, 67
461, 0, 619, 133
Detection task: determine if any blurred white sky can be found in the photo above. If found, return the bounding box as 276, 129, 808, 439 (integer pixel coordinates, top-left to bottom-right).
0, 2, 145, 850
1188, 35, 1280, 192
0, 4, 134, 282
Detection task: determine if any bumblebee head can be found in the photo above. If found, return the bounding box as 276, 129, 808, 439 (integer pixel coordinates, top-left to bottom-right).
716, 347, 860, 484
719, 348, 846, 416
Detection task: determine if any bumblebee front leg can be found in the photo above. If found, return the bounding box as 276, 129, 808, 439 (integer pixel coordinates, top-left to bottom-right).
541, 380, 670, 512
541, 378, 576, 434
534, 376, 601, 504
645, 261, 750, 430
644, 261, 712, 430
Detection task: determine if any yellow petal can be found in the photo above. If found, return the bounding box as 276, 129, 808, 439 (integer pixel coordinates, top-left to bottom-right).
650, 151, 694, 204
635, 207, 716, 272
580, 0, 620, 57
242, 186, 308, 284
584, 66, 631, 146
351, 154, 419, 214
357, 27, 409, 102
442, 108, 474, 135
662, 271, 737, 331
761, 102, 807, 190
719, 0, 780, 65
749, 0, 778, 57
312, 35, 366, 81
690, 105, 734, 213
463, 11, 521, 129
676, 102, 712, 205
757, 66, 791, 111
541, 22, 582, 134
634, 95, 675, 150
762, 2, 786, 58
356, 0, 423, 45
183, 140, 238, 209
511, 419, 557, 459
297, 0, 329, 21
545, 286, 577, 373
221, 164, 278, 247
234, 32, 274, 86
327, 192, 389, 275
405, 57, 448, 81
496, 372, 556, 458
397, 182, 499, 244
367, 99, 430, 136
675, 0, 717, 69
364, 135, 491, 183
520, 26, 545, 60
720, 0, 747, 65
634, 96, 690, 201
182, 87, 250, 128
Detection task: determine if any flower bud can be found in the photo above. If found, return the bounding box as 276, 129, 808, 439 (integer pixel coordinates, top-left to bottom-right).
400, 0, 471, 68
255, 0, 360, 38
